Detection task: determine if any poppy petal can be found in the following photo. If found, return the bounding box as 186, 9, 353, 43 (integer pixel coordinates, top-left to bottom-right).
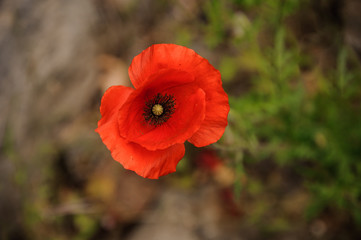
96, 86, 185, 179
99, 85, 134, 124
129, 44, 205, 88
97, 119, 185, 179
120, 142, 185, 179
118, 69, 206, 151
188, 88, 230, 147
128, 44, 229, 147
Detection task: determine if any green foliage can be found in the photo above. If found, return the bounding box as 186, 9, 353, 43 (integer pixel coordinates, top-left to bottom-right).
215, 0, 361, 227
203, 0, 229, 48
74, 215, 98, 240
232, 0, 260, 7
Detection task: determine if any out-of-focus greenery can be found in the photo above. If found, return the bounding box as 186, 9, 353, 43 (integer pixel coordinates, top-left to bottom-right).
204, 0, 361, 227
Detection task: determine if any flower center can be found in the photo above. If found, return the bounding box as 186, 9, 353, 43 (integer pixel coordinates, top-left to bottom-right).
152, 104, 163, 116
143, 93, 176, 126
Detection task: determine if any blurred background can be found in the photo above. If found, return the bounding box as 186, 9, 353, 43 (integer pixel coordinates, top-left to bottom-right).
1, 0, 361, 239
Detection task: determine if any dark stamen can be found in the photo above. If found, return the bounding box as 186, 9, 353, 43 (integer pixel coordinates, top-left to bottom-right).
143, 93, 176, 126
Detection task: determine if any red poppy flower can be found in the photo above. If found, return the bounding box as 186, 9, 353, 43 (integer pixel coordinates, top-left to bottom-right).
96, 44, 229, 179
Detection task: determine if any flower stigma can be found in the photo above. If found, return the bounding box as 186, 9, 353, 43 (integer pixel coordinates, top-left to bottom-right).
143, 93, 176, 126
152, 104, 163, 116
